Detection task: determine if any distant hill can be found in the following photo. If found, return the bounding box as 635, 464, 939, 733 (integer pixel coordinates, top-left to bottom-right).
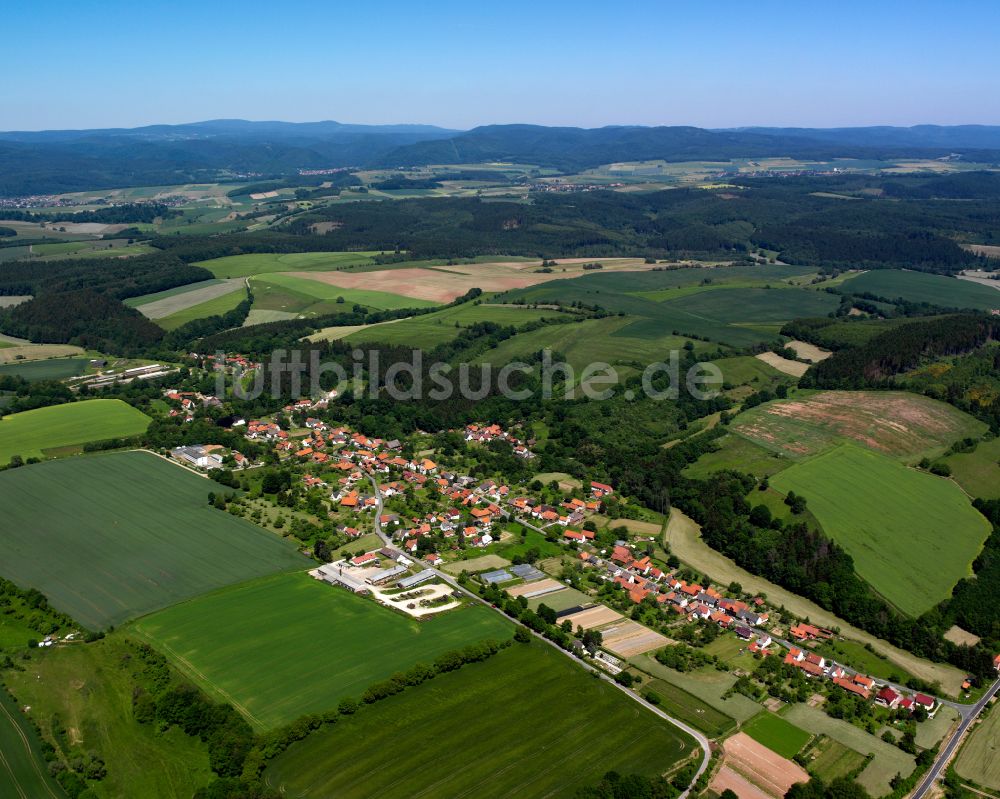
2, 120, 1000, 196
729, 125, 1000, 150
0, 120, 458, 196
378, 124, 1000, 171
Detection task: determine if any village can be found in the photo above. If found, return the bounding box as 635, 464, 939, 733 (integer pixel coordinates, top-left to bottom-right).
156, 369, 962, 751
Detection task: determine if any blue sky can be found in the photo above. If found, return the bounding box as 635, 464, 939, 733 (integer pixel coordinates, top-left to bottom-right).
5, 0, 1000, 131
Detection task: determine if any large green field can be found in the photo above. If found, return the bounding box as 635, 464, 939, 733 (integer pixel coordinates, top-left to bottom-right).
195, 251, 383, 278
660, 286, 839, 325
331, 303, 566, 347
771, 444, 991, 615
0, 357, 89, 382
503, 272, 835, 349
4, 636, 214, 799
250, 271, 436, 316
475, 315, 708, 376
0, 398, 151, 463
742, 711, 812, 759
0, 452, 306, 629
0, 687, 65, 799
131, 571, 513, 730
265, 641, 697, 798
840, 269, 1000, 311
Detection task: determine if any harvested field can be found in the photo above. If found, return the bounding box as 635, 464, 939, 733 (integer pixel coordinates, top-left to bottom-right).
441, 554, 511, 575
288, 266, 542, 303
965, 245, 1000, 259
288, 258, 653, 304
132, 278, 245, 319
721, 732, 809, 799
944, 625, 981, 647
560, 605, 624, 630
534, 471, 583, 491
506, 578, 566, 598
605, 518, 663, 536
711, 765, 774, 799
0, 344, 85, 364
0, 296, 31, 309
243, 308, 298, 326
787, 340, 831, 362
601, 620, 671, 657
755, 352, 809, 377
732, 390, 986, 460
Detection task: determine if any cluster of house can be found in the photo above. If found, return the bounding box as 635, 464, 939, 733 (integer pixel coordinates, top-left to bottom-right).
462, 423, 535, 459
203, 353, 261, 373
507, 482, 610, 528
163, 389, 223, 421
784, 645, 938, 715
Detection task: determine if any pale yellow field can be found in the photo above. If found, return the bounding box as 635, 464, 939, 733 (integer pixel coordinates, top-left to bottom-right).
0, 344, 85, 363
755, 352, 809, 377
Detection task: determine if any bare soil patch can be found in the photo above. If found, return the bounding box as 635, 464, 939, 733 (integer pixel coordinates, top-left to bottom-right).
722, 732, 810, 798
755, 352, 809, 377
440, 554, 511, 575
944, 625, 981, 647
506, 578, 566, 598
711, 765, 775, 799
560, 605, 623, 630
601, 620, 671, 657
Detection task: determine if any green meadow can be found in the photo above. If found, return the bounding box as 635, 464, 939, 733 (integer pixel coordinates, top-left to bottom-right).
0, 688, 65, 799
0, 452, 306, 629
131, 571, 513, 730
771, 444, 991, 616
0, 398, 150, 462
4, 636, 214, 799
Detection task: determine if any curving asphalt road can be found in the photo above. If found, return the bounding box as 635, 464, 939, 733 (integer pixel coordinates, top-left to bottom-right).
364, 472, 713, 797
911, 677, 1000, 799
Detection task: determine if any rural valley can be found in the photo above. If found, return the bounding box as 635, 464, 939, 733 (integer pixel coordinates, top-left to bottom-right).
4, 4, 1000, 799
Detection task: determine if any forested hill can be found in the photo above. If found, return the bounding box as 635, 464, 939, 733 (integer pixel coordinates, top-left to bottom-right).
5, 120, 1000, 195
376, 123, 1000, 171
0, 120, 457, 196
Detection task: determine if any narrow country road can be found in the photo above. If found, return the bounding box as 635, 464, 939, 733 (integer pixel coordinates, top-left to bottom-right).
910, 677, 1000, 799
363, 472, 712, 797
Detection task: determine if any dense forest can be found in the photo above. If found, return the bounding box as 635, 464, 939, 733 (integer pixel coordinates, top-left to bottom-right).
286, 178, 994, 267
0, 202, 176, 224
